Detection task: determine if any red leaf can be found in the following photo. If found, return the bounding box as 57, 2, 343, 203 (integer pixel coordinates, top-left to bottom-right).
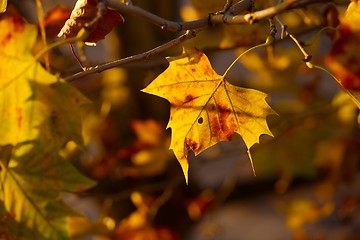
58, 0, 124, 45
85, 9, 124, 44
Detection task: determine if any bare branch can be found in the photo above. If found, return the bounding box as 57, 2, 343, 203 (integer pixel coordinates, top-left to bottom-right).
274, 15, 312, 62
107, 0, 326, 30
106, 0, 208, 32
64, 0, 328, 81
65, 30, 198, 82
288, 33, 312, 62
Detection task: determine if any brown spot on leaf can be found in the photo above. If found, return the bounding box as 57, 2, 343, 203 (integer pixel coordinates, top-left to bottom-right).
210, 116, 221, 138
210, 105, 237, 141
208, 104, 216, 112
203, 65, 214, 76
17, 108, 23, 129
198, 117, 203, 124
185, 95, 194, 103
1, 33, 12, 47
186, 138, 199, 152
12, 15, 25, 33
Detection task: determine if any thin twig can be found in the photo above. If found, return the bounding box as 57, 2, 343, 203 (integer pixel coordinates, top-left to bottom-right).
107, 0, 325, 31
274, 16, 288, 39
65, 30, 198, 82
64, 0, 326, 81
288, 33, 312, 62
106, 0, 207, 32
274, 15, 312, 61
211, 0, 326, 24
70, 44, 86, 70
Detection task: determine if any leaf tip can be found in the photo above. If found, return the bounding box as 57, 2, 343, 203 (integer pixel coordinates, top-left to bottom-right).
179, 157, 189, 185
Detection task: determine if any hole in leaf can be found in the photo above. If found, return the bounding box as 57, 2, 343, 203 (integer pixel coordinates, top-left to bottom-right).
198, 117, 203, 124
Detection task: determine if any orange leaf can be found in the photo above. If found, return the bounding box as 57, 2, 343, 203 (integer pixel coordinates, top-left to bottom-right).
142, 48, 276, 183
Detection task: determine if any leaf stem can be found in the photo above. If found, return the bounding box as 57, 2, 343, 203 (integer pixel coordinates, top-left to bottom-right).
222, 36, 274, 78
306, 62, 360, 109
288, 33, 312, 62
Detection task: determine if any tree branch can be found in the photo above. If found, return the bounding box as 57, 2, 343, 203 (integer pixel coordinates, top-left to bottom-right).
65, 30, 197, 82
106, 0, 208, 32
65, 0, 328, 81
107, 0, 326, 30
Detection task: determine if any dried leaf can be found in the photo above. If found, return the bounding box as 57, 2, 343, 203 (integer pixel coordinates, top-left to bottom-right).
142, 48, 276, 183
58, 0, 124, 45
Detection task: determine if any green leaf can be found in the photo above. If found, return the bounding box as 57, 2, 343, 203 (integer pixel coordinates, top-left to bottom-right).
0, 201, 40, 240
0, 142, 96, 240
29, 81, 90, 147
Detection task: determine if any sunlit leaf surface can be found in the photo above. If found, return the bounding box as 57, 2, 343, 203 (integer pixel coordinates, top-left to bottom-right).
0, 13, 95, 240
142, 48, 275, 183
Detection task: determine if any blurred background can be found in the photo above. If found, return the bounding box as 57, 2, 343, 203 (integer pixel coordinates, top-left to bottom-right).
12, 0, 360, 239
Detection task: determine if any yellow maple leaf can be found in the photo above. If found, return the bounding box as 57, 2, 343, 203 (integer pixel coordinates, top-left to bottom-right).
142, 48, 276, 183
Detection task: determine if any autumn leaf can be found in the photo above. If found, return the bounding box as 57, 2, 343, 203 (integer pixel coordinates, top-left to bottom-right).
0, 14, 89, 145
0, 12, 95, 240
0, 142, 96, 240
142, 48, 276, 183
327, 0, 360, 109
58, 0, 125, 45
0, 0, 6, 13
